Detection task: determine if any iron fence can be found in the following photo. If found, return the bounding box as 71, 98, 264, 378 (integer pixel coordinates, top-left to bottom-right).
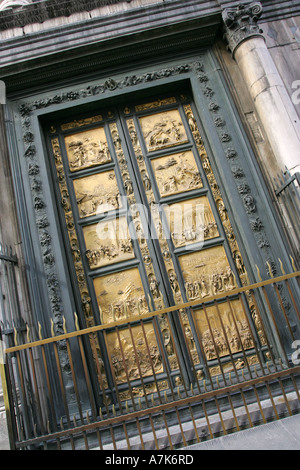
0, 256, 299, 450
275, 171, 300, 266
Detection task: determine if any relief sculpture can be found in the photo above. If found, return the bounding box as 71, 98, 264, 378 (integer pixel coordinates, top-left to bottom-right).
106, 325, 163, 385
139, 109, 188, 152
163, 196, 219, 248
183, 104, 250, 288
151, 151, 203, 197
179, 246, 237, 302
64, 127, 111, 172
73, 170, 121, 218
194, 299, 255, 361
93, 268, 149, 324
83, 217, 134, 269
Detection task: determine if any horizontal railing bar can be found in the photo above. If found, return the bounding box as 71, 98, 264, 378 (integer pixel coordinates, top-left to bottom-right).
0, 254, 18, 264
14, 364, 300, 449
4, 270, 300, 354
275, 172, 300, 196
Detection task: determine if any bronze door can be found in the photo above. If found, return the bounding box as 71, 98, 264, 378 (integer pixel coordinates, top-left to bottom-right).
48, 92, 262, 404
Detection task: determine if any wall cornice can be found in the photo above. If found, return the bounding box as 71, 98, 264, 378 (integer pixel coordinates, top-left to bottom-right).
1, 0, 300, 95
0, 0, 299, 33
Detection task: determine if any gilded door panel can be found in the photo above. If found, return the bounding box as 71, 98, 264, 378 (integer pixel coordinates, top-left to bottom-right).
139, 109, 188, 152
83, 216, 135, 269
194, 300, 254, 360
162, 195, 219, 248
64, 126, 112, 172
93, 267, 149, 324
105, 324, 164, 385
73, 170, 121, 218
151, 150, 203, 197
178, 246, 237, 301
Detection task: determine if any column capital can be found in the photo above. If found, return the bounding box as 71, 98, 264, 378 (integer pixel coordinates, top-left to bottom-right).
222, 2, 264, 56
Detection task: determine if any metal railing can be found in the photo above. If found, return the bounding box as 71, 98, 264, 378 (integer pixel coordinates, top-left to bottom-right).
275, 171, 300, 266
1, 262, 300, 450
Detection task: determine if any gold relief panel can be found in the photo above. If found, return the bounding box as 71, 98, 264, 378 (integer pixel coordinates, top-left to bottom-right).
83, 217, 134, 269
163, 196, 219, 248
209, 355, 259, 377
135, 97, 177, 112
139, 109, 188, 152
151, 150, 203, 197
193, 299, 255, 361
64, 127, 111, 172
61, 115, 103, 131
93, 267, 149, 324
73, 170, 121, 218
105, 324, 163, 385
179, 246, 236, 301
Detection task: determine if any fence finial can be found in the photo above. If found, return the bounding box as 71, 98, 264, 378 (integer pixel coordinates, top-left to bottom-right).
50, 319, 55, 337
74, 312, 80, 331
266, 261, 274, 278
279, 259, 285, 275
26, 324, 31, 343
255, 265, 262, 281
14, 327, 18, 346
38, 322, 43, 340
290, 255, 297, 272
63, 316, 67, 334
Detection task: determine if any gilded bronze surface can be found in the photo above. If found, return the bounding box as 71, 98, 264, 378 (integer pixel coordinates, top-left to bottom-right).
105, 324, 163, 385
49, 97, 269, 401
209, 355, 259, 377
179, 246, 236, 301
135, 97, 176, 112
64, 127, 111, 171
126, 117, 185, 306
93, 267, 149, 324
183, 104, 250, 288
139, 109, 188, 152
83, 217, 134, 269
61, 115, 103, 131
163, 196, 219, 248
151, 151, 203, 197
194, 299, 254, 361
73, 170, 121, 218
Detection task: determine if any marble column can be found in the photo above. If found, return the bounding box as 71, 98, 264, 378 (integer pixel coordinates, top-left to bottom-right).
222, 1, 300, 174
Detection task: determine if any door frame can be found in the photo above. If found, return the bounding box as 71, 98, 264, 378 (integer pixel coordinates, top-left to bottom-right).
5, 50, 296, 412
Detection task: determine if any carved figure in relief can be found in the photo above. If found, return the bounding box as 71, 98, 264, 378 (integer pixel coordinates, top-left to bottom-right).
185, 326, 195, 350
124, 177, 133, 196
234, 252, 245, 274
163, 330, 174, 356
187, 112, 197, 132
169, 270, 180, 295
128, 126, 138, 146
184, 266, 235, 301
149, 275, 160, 299
217, 200, 228, 221
141, 170, 151, 191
